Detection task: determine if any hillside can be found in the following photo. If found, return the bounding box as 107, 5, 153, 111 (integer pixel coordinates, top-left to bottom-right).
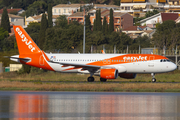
0, 0, 119, 10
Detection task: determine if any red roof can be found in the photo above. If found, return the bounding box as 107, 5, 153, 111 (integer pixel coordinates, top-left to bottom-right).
0, 8, 22, 14
161, 13, 179, 22
123, 26, 137, 31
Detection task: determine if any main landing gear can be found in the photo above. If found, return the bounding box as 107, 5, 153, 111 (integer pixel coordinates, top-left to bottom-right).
87, 77, 94, 82
100, 78, 107, 82
87, 76, 107, 82
151, 73, 156, 83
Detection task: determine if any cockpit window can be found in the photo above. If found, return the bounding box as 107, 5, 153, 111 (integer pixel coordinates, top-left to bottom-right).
160, 59, 170, 62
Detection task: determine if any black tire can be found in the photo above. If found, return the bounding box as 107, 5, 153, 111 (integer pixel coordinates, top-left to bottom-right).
87, 77, 94, 82
152, 78, 156, 83
100, 78, 107, 82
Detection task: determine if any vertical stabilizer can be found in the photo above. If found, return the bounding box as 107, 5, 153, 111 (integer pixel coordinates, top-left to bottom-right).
13, 25, 41, 55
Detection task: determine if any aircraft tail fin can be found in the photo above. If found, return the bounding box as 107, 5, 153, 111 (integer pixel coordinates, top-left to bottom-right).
13, 25, 41, 55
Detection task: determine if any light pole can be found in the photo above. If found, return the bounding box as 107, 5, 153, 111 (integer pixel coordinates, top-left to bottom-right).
83, 13, 86, 54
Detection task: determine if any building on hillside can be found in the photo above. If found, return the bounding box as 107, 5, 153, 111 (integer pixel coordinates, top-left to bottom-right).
52, 4, 84, 16
52, 3, 119, 17
139, 13, 179, 28
0, 14, 24, 27
25, 13, 60, 27
25, 14, 42, 26
120, 0, 166, 16
68, 9, 133, 31
67, 12, 85, 24
141, 30, 155, 38
122, 26, 155, 39
0, 8, 24, 15
94, 4, 120, 10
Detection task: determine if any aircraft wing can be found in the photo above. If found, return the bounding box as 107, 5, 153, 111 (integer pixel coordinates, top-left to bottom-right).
48, 61, 101, 69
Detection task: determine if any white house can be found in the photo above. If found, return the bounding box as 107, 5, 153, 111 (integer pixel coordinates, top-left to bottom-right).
139, 13, 179, 28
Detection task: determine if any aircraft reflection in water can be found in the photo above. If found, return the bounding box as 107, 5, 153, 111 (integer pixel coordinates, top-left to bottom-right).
0, 92, 180, 119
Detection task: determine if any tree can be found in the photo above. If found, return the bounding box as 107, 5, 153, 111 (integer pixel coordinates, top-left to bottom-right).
152, 20, 179, 50
2, 36, 16, 51
25, 1, 47, 17
102, 16, 107, 34
38, 13, 48, 49
55, 15, 68, 29
130, 35, 151, 50
145, 9, 159, 18
97, 9, 102, 31
48, 3, 53, 28
113, 0, 120, 6
25, 22, 41, 44
85, 14, 91, 32
93, 19, 97, 31
1, 8, 11, 33
109, 8, 114, 33
2, 0, 13, 7
0, 27, 9, 51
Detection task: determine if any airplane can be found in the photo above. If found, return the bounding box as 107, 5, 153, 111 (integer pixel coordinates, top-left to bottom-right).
8, 25, 177, 82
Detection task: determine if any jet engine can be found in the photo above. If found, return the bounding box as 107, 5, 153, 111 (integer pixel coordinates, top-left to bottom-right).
100, 69, 118, 79
119, 73, 137, 79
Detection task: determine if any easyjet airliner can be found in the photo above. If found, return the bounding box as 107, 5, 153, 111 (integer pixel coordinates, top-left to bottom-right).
8, 26, 177, 82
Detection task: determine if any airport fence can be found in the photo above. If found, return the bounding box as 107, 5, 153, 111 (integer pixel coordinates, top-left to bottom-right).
92, 50, 180, 56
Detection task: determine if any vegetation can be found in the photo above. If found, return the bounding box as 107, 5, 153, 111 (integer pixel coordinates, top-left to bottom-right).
38, 13, 48, 49
102, 16, 108, 34
145, 9, 159, 18
134, 9, 159, 25
152, 20, 180, 50
109, 8, 114, 33
1, 8, 11, 33
0, 0, 120, 17
48, 3, 53, 28
0, 70, 180, 92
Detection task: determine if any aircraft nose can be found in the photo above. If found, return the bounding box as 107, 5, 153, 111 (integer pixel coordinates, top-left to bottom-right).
170, 63, 177, 71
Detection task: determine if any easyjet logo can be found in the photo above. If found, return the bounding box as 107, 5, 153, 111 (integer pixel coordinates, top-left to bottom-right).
16, 27, 35, 52
123, 56, 147, 61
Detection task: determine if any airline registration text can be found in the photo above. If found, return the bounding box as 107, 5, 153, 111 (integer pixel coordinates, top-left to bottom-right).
123, 56, 147, 61
16, 27, 35, 52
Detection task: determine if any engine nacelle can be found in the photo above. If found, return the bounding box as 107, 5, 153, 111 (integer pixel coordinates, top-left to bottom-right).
119, 73, 137, 79
100, 69, 118, 79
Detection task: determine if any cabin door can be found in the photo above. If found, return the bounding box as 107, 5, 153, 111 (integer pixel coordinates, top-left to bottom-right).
39, 55, 44, 66
148, 56, 154, 67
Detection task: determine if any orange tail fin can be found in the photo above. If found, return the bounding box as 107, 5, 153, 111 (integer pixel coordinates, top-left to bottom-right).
13, 25, 41, 55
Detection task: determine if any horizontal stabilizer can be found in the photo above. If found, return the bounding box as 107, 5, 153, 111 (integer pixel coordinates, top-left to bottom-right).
4, 56, 31, 63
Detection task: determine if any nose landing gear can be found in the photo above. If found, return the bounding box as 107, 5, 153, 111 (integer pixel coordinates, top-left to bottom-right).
151, 73, 156, 83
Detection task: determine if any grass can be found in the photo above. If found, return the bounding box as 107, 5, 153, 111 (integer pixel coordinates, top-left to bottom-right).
0, 70, 180, 92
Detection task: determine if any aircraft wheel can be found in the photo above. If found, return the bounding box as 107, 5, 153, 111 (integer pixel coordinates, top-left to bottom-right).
100, 78, 107, 82
87, 77, 94, 82
152, 78, 156, 83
